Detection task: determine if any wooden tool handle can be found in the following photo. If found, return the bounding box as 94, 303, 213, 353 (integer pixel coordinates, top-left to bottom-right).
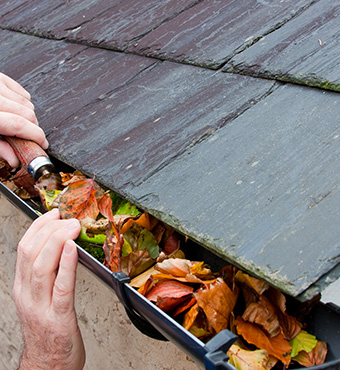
4, 136, 48, 169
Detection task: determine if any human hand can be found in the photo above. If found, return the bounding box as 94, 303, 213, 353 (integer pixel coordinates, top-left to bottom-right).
13, 209, 85, 370
0, 72, 48, 168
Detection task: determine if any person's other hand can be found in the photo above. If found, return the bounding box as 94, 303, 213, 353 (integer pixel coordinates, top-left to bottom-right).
0, 72, 48, 167
13, 209, 85, 370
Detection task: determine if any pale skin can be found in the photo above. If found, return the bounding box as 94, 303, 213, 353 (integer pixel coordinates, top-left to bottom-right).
0, 72, 48, 167
0, 73, 85, 369
13, 210, 85, 370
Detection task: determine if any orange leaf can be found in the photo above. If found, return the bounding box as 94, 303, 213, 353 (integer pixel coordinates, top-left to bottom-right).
98, 191, 115, 222
292, 341, 327, 367
183, 303, 200, 330
60, 171, 86, 186
156, 258, 192, 277
235, 317, 291, 366
120, 213, 156, 234
195, 278, 239, 333
103, 221, 124, 273
59, 178, 102, 220
236, 270, 269, 296
172, 296, 197, 317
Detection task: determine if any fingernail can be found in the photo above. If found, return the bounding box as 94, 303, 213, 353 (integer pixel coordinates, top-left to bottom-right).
42, 138, 49, 149
63, 241, 75, 255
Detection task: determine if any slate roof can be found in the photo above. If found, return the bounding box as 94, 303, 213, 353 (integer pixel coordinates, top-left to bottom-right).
1, 0, 340, 300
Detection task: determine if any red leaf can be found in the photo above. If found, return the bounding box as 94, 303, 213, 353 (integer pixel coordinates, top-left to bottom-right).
172, 296, 197, 317
163, 228, 180, 254
146, 280, 194, 312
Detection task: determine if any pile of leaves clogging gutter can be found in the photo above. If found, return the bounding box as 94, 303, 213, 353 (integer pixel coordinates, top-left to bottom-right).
0, 160, 328, 370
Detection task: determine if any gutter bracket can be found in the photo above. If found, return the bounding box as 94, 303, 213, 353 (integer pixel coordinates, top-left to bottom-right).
111, 271, 168, 341
204, 330, 238, 370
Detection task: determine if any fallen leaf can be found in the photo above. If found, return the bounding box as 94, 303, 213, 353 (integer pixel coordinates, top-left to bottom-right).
289, 330, 317, 358
183, 303, 200, 330
121, 249, 154, 278
234, 317, 291, 366
227, 342, 278, 370
172, 296, 197, 317
242, 295, 281, 337
163, 228, 180, 254
60, 171, 86, 186
13, 168, 39, 197
98, 191, 115, 221
292, 340, 327, 367
236, 270, 269, 296
195, 278, 239, 333
146, 279, 194, 312
103, 221, 124, 272
59, 178, 103, 220
264, 287, 302, 340
0, 159, 12, 181
156, 258, 192, 277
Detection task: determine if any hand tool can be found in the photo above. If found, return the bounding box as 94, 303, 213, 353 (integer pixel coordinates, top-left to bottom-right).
4, 136, 55, 181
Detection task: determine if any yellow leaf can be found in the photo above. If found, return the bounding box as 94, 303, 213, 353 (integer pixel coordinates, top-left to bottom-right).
228, 343, 278, 370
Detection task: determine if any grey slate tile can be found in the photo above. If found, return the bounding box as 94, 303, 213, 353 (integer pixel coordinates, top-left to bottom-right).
21, 48, 158, 137
65, 0, 201, 50
224, 0, 340, 91
0, 30, 86, 84
42, 62, 275, 192
128, 0, 315, 69
0, 0, 118, 37
127, 83, 340, 297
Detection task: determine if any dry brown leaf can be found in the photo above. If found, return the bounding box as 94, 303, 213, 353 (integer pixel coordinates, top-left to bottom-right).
292, 341, 327, 367
242, 295, 281, 337
195, 278, 239, 333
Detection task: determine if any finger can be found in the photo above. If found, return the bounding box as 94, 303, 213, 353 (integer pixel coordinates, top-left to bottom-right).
0, 94, 38, 125
30, 219, 81, 305
15, 209, 61, 284
52, 240, 79, 316
13, 209, 61, 305
0, 72, 31, 100
0, 83, 35, 112
19, 208, 60, 246
0, 112, 48, 149
0, 140, 20, 168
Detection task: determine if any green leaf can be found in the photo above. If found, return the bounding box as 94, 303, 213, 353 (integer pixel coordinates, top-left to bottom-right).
110, 192, 140, 216
38, 189, 61, 210
78, 226, 106, 245
138, 228, 159, 259
290, 330, 318, 358
122, 238, 133, 257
